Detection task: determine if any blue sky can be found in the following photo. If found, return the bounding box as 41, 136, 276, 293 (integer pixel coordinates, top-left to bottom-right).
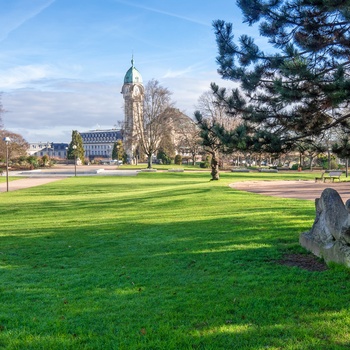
0, 0, 257, 142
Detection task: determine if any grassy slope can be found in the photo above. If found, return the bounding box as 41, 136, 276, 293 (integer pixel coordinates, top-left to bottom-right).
1, 172, 350, 349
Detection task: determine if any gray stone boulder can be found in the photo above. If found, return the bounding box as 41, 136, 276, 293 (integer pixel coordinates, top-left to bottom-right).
300, 188, 350, 267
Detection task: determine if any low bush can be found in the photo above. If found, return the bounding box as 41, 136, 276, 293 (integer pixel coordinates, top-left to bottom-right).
174, 154, 182, 165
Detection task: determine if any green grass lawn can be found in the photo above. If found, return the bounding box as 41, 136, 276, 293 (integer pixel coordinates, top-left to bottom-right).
1, 172, 350, 349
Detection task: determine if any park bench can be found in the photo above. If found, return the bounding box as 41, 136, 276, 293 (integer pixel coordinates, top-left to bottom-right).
168, 169, 184, 172
324, 171, 343, 182
231, 169, 250, 173
277, 167, 290, 171
315, 171, 343, 183
258, 168, 278, 173
315, 172, 325, 182
311, 167, 324, 171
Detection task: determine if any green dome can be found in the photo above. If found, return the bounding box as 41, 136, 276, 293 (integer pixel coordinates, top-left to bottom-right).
124, 58, 143, 84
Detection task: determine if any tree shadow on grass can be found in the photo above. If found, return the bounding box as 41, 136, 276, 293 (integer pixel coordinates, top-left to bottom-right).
0, 175, 346, 349
0, 213, 348, 349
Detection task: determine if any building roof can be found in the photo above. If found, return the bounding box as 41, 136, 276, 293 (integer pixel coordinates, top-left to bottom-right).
79, 129, 123, 143
124, 57, 143, 84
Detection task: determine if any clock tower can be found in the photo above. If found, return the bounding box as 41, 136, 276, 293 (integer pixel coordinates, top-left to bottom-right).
121, 57, 144, 163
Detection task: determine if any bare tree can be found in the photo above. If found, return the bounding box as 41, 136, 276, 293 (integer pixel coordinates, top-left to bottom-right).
0, 130, 29, 161
196, 91, 238, 128
177, 117, 201, 166
134, 79, 174, 169
195, 91, 241, 180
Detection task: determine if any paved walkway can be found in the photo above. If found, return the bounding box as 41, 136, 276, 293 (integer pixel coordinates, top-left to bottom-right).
231, 180, 350, 202
0, 177, 64, 192
2, 167, 349, 201
0, 166, 139, 193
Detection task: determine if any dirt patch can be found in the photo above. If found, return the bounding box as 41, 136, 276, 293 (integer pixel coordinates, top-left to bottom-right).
277, 253, 328, 271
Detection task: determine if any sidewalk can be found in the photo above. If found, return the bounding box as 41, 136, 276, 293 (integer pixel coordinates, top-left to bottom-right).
231, 180, 350, 202
0, 177, 64, 192
0, 165, 139, 193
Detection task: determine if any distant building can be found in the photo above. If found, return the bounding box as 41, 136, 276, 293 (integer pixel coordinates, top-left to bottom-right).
28, 142, 69, 159
79, 129, 122, 160
28, 142, 48, 156
73, 57, 198, 163
76, 58, 143, 163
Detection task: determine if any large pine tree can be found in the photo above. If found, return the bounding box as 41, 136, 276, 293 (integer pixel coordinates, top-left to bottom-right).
212, 0, 350, 152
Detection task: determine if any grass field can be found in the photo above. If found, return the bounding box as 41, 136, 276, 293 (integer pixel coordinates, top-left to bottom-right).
1, 171, 350, 349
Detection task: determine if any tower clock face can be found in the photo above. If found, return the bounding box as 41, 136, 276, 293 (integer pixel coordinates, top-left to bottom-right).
133, 86, 140, 97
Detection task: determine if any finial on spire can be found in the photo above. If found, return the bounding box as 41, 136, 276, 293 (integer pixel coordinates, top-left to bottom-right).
131, 53, 134, 67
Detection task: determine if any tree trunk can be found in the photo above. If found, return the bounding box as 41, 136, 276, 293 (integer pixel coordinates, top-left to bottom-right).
147, 154, 152, 169
346, 158, 348, 178
309, 156, 314, 171
211, 155, 219, 181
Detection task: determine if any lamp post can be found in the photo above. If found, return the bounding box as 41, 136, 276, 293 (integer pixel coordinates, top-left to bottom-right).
65, 147, 68, 165
73, 145, 77, 177
328, 147, 332, 170
3, 137, 11, 192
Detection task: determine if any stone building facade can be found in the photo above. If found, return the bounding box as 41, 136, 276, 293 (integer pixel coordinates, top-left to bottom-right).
28, 142, 68, 159
79, 129, 122, 160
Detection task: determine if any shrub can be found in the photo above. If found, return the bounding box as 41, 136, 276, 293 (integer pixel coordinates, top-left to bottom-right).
27, 156, 39, 169
200, 160, 210, 168
174, 154, 182, 165
157, 150, 172, 165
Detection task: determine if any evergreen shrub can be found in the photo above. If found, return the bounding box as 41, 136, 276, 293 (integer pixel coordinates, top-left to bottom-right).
174, 154, 182, 165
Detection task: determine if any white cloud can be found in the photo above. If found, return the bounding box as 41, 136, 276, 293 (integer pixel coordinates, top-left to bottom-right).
162, 67, 194, 79
2, 80, 124, 142
0, 65, 55, 89
0, 63, 89, 90
162, 70, 238, 116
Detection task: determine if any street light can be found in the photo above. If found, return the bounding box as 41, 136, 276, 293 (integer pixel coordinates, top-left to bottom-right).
65, 147, 68, 165
3, 137, 11, 192
116, 144, 120, 167
328, 147, 332, 170
73, 145, 77, 177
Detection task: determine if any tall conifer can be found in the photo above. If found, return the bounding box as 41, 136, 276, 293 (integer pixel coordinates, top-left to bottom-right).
212, 0, 350, 152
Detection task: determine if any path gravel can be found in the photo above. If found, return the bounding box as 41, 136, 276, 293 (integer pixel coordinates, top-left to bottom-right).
0, 177, 64, 192
230, 180, 350, 202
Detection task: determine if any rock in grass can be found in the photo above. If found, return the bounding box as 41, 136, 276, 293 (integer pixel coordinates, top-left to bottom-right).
300, 188, 350, 267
